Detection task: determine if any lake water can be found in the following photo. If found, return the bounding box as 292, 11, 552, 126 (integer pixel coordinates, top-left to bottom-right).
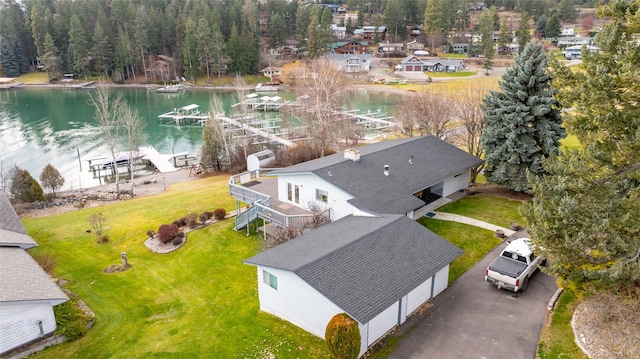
0, 87, 401, 190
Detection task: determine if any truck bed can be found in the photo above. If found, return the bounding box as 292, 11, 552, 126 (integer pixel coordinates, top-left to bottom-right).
488, 256, 528, 278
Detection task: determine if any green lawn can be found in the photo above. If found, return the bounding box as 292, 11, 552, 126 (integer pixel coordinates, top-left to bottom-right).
23, 175, 330, 358
537, 289, 588, 359
16, 71, 49, 84
436, 194, 527, 228
418, 218, 501, 282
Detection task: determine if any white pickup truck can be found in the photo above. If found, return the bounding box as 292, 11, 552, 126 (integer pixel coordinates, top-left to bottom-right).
485, 238, 543, 292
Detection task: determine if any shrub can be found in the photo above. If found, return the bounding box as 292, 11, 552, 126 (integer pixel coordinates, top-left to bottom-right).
179, 217, 187, 227
204, 211, 214, 218
186, 212, 198, 228
213, 208, 226, 220
10, 166, 45, 202
96, 234, 109, 244
53, 298, 92, 341
32, 251, 56, 275
172, 220, 181, 227
172, 237, 183, 246
146, 230, 156, 238
158, 224, 180, 244
199, 212, 210, 223
175, 231, 185, 238
325, 313, 361, 359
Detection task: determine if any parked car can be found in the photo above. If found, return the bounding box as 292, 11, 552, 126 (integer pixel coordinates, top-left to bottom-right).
485, 238, 543, 292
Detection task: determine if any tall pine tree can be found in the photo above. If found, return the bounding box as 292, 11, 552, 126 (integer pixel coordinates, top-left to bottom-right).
481, 41, 566, 192
523, 0, 640, 290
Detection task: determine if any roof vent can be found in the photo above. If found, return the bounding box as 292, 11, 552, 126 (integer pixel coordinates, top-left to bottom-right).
344, 148, 360, 162
384, 165, 389, 176
408, 156, 414, 164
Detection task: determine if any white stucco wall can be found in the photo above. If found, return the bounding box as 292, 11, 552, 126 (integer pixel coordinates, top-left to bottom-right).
255, 266, 343, 338
276, 173, 359, 221
442, 170, 471, 197
0, 302, 56, 354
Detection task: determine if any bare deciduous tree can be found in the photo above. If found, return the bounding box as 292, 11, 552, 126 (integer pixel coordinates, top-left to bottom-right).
202, 95, 231, 172
395, 91, 456, 140
119, 105, 145, 196
451, 82, 491, 183
295, 59, 349, 156
88, 84, 123, 198
87, 212, 107, 242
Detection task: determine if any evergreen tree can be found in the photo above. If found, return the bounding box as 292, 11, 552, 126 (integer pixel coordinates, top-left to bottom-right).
92, 22, 112, 77
196, 16, 214, 81
384, 0, 405, 41
545, 13, 562, 40
558, 0, 577, 23
423, 0, 443, 53
516, 11, 531, 55
497, 18, 510, 55
10, 166, 44, 203
535, 14, 547, 39
523, 0, 640, 290
268, 13, 287, 48
480, 41, 566, 192
227, 24, 246, 74
295, 4, 311, 43
210, 22, 225, 79
69, 15, 89, 76
41, 33, 61, 81
307, 6, 323, 58
479, 11, 494, 72
0, 37, 20, 77
180, 18, 198, 81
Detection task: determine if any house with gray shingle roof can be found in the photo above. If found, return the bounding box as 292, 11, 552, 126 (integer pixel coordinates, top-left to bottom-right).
245, 214, 462, 357
268, 135, 482, 220
233, 135, 481, 356
0, 193, 68, 356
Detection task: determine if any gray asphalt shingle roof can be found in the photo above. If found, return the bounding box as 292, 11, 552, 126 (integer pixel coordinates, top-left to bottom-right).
270, 136, 483, 214
0, 193, 36, 248
0, 247, 68, 304
0, 193, 68, 304
245, 214, 463, 323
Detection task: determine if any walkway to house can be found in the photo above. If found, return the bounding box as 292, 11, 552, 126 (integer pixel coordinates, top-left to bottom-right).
428, 211, 516, 237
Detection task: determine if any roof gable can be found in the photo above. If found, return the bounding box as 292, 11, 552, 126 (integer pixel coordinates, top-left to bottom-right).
245, 215, 462, 323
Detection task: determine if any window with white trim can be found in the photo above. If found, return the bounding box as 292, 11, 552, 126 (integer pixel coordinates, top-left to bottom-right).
263, 270, 278, 289
287, 182, 301, 204
316, 189, 328, 202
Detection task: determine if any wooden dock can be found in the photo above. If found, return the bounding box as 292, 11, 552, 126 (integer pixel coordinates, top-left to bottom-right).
66, 81, 95, 89
213, 113, 294, 147
232, 94, 288, 112
139, 146, 195, 173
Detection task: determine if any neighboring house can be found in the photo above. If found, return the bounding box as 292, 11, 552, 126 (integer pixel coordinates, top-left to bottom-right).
337, 4, 347, 14
0, 193, 68, 356
145, 55, 175, 83
378, 41, 404, 54
399, 55, 427, 72
399, 56, 464, 72
244, 214, 463, 357
328, 53, 372, 73
270, 39, 300, 57
356, 26, 387, 40
344, 11, 358, 24
331, 41, 369, 54
497, 43, 519, 55
447, 43, 470, 54
410, 27, 421, 38
556, 36, 592, 47
406, 40, 425, 51
331, 24, 347, 40
260, 67, 280, 79
423, 59, 465, 72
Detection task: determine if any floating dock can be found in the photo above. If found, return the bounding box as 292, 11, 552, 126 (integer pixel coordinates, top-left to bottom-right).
158, 104, 209, 125
232, 93, 288, 112
139, 146, 195, 173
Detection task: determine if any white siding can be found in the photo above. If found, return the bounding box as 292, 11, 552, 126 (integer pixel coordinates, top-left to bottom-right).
407, 277, 433, 314
276, 173, 359, 221
256, 266, 343, 338
433, 265, 450, 297
366, 302, 399, 346
0, 302, 56, 354
443, 170, 471, 197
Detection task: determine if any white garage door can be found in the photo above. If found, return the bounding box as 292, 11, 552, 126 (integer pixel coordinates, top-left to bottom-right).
367, 302, 399, 345
407, 277, 433, 314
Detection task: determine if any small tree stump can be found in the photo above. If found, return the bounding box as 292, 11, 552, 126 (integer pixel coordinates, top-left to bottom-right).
494, 230, 505, 239
121, 252, 128, 267
509, 222, 520, 231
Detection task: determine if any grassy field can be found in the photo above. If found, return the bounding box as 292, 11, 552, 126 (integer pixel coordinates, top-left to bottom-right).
16, 71, 49, 84
23, 175, 331, 358
426, 71, 477, 77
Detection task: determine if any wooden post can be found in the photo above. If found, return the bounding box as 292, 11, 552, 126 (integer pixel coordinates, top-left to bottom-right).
121, 252, 128, 267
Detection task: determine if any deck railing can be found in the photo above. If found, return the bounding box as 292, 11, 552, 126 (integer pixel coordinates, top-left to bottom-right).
230, 169, 331, 232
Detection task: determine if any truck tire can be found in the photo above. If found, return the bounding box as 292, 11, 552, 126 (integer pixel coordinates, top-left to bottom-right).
521, 276, 530, 292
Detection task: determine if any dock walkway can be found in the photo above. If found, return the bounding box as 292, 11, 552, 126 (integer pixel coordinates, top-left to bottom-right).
139, 146, 185, 173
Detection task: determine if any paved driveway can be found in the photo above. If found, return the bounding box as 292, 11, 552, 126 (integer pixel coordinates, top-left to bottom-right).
388, 232, 558, 359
